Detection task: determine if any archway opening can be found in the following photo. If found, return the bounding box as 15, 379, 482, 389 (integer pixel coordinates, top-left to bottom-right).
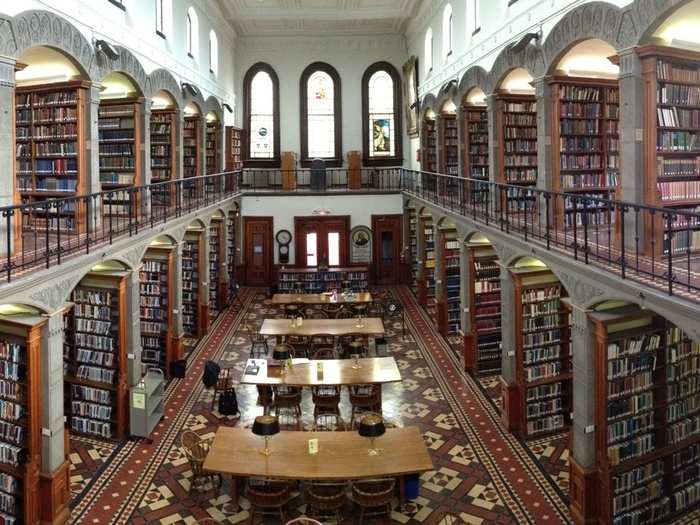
461, 87, 489, 183
205, 111, 221, 175
184, 102, 202, 182
438, 100, 458, 176
150, 90, 178, 191
420, 108, 437, 173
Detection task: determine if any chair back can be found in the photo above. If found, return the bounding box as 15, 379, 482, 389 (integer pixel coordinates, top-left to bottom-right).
181, 431, 211, 478
285, 518, 323, 525
314, 412, 345, 431
352, 477, 395, 507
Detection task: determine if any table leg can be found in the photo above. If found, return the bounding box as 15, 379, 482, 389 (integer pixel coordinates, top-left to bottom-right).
399, 475, 406, 511
230, 475, 240, 511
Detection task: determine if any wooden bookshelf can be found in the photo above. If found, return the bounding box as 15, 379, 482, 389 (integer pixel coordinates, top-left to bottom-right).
225, 126, 243, 171
206, 120, 221, 175
574, 306, 700, 524
408, 208, 418, 296
277, 267, 369, 293
227, 210, 237, 289
64, 272, 129, 440
464, 244, 502, 375
436, 227, 460, 336
495, 93, 538, 214
15, 81, 90, 234
98, 98, 143, 219
208, 219, 225, 320
463, 104, 489, 181
140, 247, 175, 376
0, 311, 46, 524
438, 113, 459, 176
502, 267, 572, 438
421, 118, 437, 172
638, 45, 700, 256
150, 109, 177, 210
182, 231, 206, 338
421, 216, 435, 314
549, 77, 620, 229
183, 116, 201, 200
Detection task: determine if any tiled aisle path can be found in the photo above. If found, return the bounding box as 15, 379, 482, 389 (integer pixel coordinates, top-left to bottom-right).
65, 286, 700, 524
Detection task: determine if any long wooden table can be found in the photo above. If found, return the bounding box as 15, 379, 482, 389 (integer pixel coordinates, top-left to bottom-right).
203, 426, 433, 509
259, 317, 385, 337
239, 357, 401, 386
270, 292, 373, 305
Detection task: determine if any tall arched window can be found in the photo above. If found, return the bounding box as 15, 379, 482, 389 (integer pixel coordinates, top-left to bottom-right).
300, 62, 342, 167
209, 30, 218, 75
186, 7, 198, 59
467, 0, 481, 35
424, 28, 433, 75
443, 4, 453, 61
362, 62, 403, 166
243, 62, 280, 167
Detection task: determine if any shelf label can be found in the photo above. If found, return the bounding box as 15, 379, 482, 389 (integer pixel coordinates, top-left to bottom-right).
585, 425, 595, 434
133, 392, 146, 410
127, 353, 135, 360
507, 351, 515, 357
41, 427, 51, 437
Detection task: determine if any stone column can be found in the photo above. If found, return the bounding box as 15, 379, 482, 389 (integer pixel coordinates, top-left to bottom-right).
40, 309, 67, 473
617, 47, 645, 251
0, 56, 15, 256
486, 94, 499, 185
459, 241, 473, 370
457, 106, 467, 178
126, 268, 142, 386
141, 102, 151, 220
171, 241, 184, 360
199, 227, 211, 334
499, 263, 517, 382
175, 110, 184, 181
86, 84, 104, 230
415, 215, 426, 303
433, 225, 445, 332
198, 115, 207, 178
435, 114, 444, 173
533, 76, 554, 192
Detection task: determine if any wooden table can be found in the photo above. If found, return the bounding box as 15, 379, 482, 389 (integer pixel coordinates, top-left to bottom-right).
239, 357, 401, 387
203, 426, 434, 509
259, 317, 385, 338
270, 292, 373, 305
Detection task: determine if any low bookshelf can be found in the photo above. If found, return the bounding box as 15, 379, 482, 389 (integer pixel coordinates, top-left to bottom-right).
98, 98, 143, 220
277, 267, 369, 293
495, 93, 537, 215
64, 270, 129, 440
572, 305, 700, 524
549, 77, 620, 229
140, 247, 175, 375
464, 242, 502, 375
502, 265, 572, 438
15, 81, 89, 235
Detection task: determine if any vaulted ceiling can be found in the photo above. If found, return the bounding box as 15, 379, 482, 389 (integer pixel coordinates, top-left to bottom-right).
215, 0, 422, 36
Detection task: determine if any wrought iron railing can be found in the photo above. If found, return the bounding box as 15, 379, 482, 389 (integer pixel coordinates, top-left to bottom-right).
402, 169, 700, 300
239, 168, 403, 192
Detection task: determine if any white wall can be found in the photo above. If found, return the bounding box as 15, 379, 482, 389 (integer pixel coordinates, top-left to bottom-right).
241, 193, 403, 264
235, 34, 409, 166
4, 0, 237, 121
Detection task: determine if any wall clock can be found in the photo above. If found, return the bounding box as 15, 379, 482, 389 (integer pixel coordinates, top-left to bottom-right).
276, 229, 292, 264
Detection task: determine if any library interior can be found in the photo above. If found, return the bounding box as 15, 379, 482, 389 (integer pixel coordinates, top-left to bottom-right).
0, 0, 699, 524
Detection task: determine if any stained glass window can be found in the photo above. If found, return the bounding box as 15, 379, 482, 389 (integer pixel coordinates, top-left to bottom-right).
306, 71, 335, 159
367, 71, 395, 158
249, 71, 274, 159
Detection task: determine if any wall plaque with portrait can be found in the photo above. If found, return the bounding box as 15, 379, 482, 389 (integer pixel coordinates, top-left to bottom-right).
402, 56, 419, 138
349, 226, 372, 264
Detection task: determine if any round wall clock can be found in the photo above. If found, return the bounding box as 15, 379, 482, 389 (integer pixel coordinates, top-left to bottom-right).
276, 229, 292, 264
276, 229, 292, 246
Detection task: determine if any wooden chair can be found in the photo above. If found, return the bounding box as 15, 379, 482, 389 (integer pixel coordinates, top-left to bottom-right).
323, 304, 345, 318
246, 478, 291, 524
349, 385, 382, 428
284, 303, 302, 319
367, 300, 385, 319
210, 366, 235, 411
273, 385, 303, 430
311, 385, 341, 417
285, 518, 323, 525
245, 323, 270, 358
334, 307, 353, 319
310, 334, 336, 359
285, 336, 310, 359
305, 481, 348, 523
313, 412, 346, 431
437, 512, 469, 525
350, 303, 368, 318
351, 478, 395, 523
180, 431, 220, 491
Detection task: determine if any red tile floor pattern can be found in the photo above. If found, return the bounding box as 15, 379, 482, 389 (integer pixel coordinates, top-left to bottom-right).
65, 286, 700, 524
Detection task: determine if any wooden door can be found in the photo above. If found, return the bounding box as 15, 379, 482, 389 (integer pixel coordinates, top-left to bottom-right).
295, 216, 350, 268
244, 217, 273, 285
372, 215, 402, 284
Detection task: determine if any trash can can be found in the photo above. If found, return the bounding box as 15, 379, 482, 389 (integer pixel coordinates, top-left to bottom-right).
404, 473, 420, 500
310, 158, 326, 190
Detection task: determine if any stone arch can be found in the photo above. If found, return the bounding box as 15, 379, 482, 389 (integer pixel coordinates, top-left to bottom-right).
204, 95, 222, 116
186, 218, 207, 230
147, 233, 178, 247
183, 89, 206, 117
542, 1, 637, 72
457, 66, 489, 105
486, 43, 545, 94
462, 230, 493, 245
634, 0, 695, 45
145, 68, 183, 108
419, 93, 438, 121
435, 81, 458, 113
94, 45, 148, 95
2, 10, 96, 78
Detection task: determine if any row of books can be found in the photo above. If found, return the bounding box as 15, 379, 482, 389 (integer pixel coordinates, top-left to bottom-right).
658, 157, 700, 179
504, 140, 537, 153
99, 144, 134, 156
562, 172, 618, 189
18, 123, 78, 139
657, 130, 700, 152
70, 416, 111, 439
75, 348, 114, 367
21, 107, 77, 122
560, 102, 604, 118
658, 84, 700, 106
657, 60, 700, 83
657, 180, 700, 201
504, 114, 536, 126
503, 127, 537, 139
76, 365, 115, 384
17, 91, 77, 106
657, 107, 700, 128
72, 384, 111, 405
71, 400, 112, 421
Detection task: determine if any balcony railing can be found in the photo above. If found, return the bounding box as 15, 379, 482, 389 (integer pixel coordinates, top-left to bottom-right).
2, 172, 241, 283
240, 168, 403, 192
402, 170, 700, 301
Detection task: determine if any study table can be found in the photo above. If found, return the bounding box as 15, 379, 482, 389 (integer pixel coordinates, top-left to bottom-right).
270, 292, 373, 305
259, 317, 385, 338
203, 426, 434, 509
239, 356, 401, 387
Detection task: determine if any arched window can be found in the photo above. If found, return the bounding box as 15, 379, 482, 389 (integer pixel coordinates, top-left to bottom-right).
467, 0, 481, 35
186, 7, 198, 59
300, 62, 342, 167
155, 0, 171, 38
209, 30, 218, 75
243, 63, 280, 167
443, 4, 453, 60
424, 28, 433, 75
362, 62, 403, 165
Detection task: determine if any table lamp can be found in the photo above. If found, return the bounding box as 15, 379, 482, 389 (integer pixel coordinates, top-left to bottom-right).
358, 413, 385, 456
273, 346, 291, 374
252, 415, 280, 456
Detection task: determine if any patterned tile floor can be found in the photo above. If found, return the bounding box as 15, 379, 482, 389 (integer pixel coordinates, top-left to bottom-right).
66, 287, 700, 524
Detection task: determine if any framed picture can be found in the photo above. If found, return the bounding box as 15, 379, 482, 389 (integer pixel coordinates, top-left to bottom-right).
349, 226, 372, 263
372, 118, 391, 155
403, 56, 419, 138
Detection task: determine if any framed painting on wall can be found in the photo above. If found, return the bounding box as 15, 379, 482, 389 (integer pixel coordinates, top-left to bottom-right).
403, 56, 419, 138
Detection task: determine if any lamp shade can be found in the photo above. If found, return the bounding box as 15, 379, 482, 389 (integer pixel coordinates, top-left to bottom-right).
272, 347, 290, 361
252, 415, 280, 437
358, 413, 386, 438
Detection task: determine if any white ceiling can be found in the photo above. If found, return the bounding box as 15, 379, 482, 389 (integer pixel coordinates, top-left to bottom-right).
215, 0, 422, 36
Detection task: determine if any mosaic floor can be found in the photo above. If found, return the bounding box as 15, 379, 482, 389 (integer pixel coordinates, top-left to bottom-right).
65, 287, 700, 524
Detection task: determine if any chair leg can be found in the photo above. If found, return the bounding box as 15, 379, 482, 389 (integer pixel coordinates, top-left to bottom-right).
211, 391, 217, 411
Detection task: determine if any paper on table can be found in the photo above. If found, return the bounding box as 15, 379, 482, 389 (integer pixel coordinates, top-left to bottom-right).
291, 358, 310, 365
